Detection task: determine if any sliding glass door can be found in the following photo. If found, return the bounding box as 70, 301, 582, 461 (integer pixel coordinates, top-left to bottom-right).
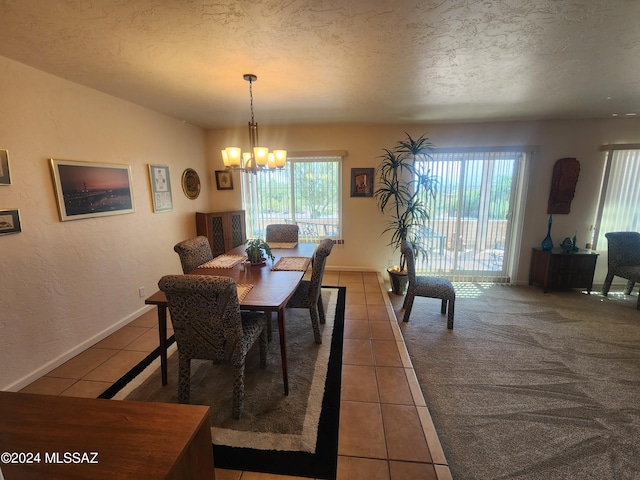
415, 148, 528, 282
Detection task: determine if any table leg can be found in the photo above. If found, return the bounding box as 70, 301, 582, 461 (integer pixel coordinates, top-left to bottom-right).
277, 308, 289, 395
157, 305, 168, 386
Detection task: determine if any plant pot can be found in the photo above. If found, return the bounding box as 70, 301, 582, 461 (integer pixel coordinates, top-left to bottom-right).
387, 267, 408, 295
250, 257, 267, 266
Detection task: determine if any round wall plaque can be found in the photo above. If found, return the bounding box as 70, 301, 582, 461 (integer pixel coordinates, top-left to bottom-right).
181, 168, 201, 199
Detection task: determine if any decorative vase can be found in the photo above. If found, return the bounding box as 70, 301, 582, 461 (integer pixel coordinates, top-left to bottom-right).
541, 214, 554, 251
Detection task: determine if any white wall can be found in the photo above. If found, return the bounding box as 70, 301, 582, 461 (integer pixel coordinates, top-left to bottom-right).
207, 119, 640, 284
0, 57, 209, 390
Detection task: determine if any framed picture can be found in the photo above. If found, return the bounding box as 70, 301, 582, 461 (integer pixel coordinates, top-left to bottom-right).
148, 164, 173, 212
0, 149, 11, 185
0, 209, 21, 235
350, 168, 374, 197
49, 159, 135, 221
215, 170, 233, 190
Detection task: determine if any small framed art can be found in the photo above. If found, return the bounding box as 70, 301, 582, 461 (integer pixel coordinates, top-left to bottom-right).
0, 209, 21, 235
49, 159, 135, 221
350, 168, 374, 197
215, 170, 233, 190
0, 149, 11, 185
148, 164, 173, 212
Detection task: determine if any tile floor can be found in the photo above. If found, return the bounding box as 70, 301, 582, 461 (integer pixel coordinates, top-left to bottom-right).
20, 271, 452, 480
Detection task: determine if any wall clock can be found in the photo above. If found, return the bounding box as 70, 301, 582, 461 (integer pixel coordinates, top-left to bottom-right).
181, 168, 201, 199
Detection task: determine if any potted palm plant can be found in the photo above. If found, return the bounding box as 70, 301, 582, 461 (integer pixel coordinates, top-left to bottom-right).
244, 238, 275, 265
374, 132, 437, 294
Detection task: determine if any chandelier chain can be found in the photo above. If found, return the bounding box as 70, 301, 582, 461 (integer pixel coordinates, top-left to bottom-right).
248, 77, 255, 124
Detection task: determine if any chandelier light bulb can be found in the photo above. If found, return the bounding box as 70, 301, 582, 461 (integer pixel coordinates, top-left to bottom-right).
273, 150, 287, 168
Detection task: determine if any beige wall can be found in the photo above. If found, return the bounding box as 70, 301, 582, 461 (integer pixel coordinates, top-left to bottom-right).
3, 53, 639, 390
207, 119, 640, 284
0, 57, 208, 390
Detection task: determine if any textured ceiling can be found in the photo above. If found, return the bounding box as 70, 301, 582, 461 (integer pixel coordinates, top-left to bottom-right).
1, 0, 639, 128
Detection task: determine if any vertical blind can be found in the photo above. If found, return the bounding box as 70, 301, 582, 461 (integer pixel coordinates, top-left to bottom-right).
594, 147, 640, 249
242, 154, 343, 242
414, 148, 529, 284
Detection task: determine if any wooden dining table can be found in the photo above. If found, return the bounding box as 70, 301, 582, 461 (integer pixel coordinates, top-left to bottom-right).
145, 242, 316, 396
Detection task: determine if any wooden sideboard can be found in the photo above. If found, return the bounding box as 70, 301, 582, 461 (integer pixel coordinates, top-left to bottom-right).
0, 391, 215, 480
529, 247, 599, 293
196, 210, 246, 257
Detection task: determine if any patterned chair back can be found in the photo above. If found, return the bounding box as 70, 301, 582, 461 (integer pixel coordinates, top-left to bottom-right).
308, 238, 334, 301
265, 224, 299, 243
158, 275, 242, 362
605, 232, 640, 267
173, 236, 214, 273
400, 240, 417, 285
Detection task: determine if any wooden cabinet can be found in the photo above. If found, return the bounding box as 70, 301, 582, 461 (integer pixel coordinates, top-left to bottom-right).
529, 247, 599, 293
196, 210, 246, 257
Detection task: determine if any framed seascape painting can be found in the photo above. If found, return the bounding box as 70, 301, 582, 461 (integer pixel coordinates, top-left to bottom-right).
350, 168, 374, 197
148, 164, 173, 212
0, 209, 21, 235
49, 159, 135, 221
0, 149, 11, 185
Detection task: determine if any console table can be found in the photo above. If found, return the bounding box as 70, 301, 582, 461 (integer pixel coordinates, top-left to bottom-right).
529, 247, 599, 293
0, 391, 215, 479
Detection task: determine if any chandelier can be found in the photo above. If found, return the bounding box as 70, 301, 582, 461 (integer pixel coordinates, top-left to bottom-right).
221, 74, 286, 174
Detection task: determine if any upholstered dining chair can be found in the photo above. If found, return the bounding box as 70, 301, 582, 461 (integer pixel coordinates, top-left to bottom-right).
173, 236, 213, 274
265, 224, 299, 243
401, 240, 456, 328
286, 238, 334, 344
158, 275, 268, 419
602, 231, 640, 309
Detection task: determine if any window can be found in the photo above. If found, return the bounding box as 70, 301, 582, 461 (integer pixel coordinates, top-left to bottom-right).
593, 146, 640, 249
413, 147, 531, 283
241, 153, 343, 242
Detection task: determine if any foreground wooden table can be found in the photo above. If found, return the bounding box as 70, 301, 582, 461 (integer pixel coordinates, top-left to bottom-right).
0, 391, 215, 480
146, 243, 316, 395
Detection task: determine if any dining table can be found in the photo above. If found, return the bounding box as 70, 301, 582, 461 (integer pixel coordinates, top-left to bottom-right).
145, 242, 317, 396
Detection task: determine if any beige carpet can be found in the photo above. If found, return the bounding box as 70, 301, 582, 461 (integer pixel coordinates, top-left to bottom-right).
392, 284, 640, 480
112, 287, 340, 453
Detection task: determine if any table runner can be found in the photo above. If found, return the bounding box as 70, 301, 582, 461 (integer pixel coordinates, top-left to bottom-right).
268, 242, 298, 249
198, 255, 246, 269
271, 256, 311, 271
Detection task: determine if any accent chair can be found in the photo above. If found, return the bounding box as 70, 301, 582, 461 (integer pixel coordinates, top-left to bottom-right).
158, 275, 268, 419
265, 224, 299, 243
602, 231, 640, 309
286, 238, 334, 344
401, 240, 456, 328
173, 236, 213, 274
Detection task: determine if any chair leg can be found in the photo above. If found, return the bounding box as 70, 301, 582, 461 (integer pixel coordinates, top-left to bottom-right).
318, 294, 326, 324
259, 327, 268, 367
403, 293, 415, 322
447, 298, 455, 329
232, 359, 246, 419
310, 306, 322, 344
602, 272, 615, 295
177, 355, 191, 404
440, 298, 447, 314
624, 280, 635, 295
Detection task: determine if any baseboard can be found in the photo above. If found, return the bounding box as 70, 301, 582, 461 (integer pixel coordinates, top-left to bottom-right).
2, 304, 155, 392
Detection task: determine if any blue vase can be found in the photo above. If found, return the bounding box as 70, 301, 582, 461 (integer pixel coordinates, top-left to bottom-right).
541, 215, 554, 251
